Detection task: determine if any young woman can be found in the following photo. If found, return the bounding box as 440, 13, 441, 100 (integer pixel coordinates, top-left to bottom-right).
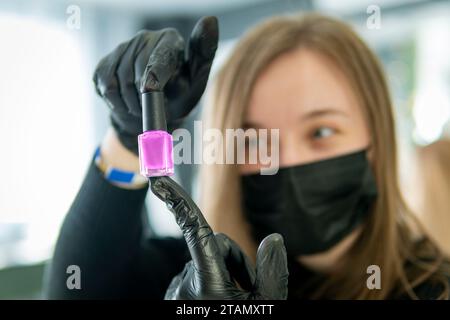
46, 13, 450, 300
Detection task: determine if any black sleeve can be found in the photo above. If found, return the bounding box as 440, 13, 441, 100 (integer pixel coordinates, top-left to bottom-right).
44, 154, 190, 299
412, 273, 450, 300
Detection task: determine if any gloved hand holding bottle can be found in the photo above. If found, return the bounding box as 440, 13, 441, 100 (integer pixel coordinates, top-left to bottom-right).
150, 176, 289, 300
93, 16, 219, 155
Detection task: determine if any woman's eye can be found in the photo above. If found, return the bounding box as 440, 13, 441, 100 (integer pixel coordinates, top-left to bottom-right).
312, 127, 336, 139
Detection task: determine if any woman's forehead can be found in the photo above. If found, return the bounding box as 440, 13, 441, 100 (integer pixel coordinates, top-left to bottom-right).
245, 48, 361, 127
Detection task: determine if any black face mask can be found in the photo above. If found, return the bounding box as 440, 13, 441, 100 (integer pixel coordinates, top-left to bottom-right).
241, 149, 378, 256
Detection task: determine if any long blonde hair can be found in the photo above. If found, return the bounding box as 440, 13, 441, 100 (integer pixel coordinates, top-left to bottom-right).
200, 13, 449, 299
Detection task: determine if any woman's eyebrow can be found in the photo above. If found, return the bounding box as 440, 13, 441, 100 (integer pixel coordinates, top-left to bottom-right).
300, 108, 348, 121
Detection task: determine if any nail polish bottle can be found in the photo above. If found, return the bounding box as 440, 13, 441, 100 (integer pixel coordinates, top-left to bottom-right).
138, 91, 174, 177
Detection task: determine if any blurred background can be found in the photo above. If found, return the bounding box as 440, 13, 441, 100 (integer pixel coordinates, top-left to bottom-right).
0, 0, 449, 299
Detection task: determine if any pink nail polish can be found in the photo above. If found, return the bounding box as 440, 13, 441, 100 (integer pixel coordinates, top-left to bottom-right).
138, 130, 174, 177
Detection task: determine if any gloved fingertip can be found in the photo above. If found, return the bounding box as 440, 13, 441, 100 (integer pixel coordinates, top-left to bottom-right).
149, 176, 162, 188
267, 233, 284, 244
149, 177, 168, 199
200, 16, 219, 40
256, 233, 288, 277
258, 233, 285, 252
195, 16, 219, 36
190, 16, 219, 59
255, 234, 289, 299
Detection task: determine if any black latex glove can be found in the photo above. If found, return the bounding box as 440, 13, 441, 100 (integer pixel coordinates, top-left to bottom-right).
150, 176, 289, 300
93, 16, 219, 154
